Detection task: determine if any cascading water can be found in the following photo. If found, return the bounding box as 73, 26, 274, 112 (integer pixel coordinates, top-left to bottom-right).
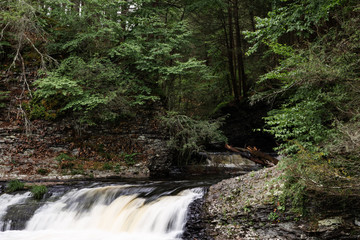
0, 182, 204, 240
0, 192, 31, 231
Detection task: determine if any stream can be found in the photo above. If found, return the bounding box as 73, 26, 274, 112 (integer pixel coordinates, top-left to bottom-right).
0, 178, 219, 240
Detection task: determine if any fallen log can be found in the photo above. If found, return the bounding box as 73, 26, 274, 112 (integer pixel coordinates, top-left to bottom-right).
225, 144, 278, 167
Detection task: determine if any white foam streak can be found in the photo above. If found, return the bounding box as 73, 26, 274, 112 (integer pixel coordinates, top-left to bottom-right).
0, 192, 31, 230
1, 186, 203, 240
0, 192, 31, 218
0, 229, 175, 240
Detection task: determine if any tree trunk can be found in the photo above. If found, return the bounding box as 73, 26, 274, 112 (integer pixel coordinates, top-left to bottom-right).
225, 4, 239, 102
249, 9, 256, 32
234, 0, 247, 97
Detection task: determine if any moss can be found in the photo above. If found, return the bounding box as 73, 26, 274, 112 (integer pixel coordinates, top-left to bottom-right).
6, 180, 25, 193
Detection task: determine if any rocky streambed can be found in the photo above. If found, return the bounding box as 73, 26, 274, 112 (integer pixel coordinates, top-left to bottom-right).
203, 166, 360, 240
1, 165, 360, 239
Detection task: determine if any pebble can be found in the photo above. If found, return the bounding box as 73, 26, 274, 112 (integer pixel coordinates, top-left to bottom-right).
355, 217, 360, 227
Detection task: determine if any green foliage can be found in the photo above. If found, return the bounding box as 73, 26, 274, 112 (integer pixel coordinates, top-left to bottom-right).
56, 153, 75, 169
250, 1, 360, 157
124, 153, 139, 166
0, 0, 56, 68
114, 164, 122, 173
24, 95, 63, 121
263, 88, 333, 154
277, 149, 340, 215
268, 211, 279, 222
6, 180, 25, 193
34, 56, 128, 124
245, 0, 360, 215
102, 162, 113, 170
70, 169, 85, 175
211, 96, 233, 115
0, 91, 9, 108
55, 153, 74, 162
1, 0, 236, 121
26, 0, 220, 123
36, 168, 49, 176
31, 185, 48, 200
244, 0, 341, 55
161, 112, 227, 164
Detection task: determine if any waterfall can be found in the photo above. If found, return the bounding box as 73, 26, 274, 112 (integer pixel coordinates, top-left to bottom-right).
0, 192, 31, 231
0, 184, 203, 240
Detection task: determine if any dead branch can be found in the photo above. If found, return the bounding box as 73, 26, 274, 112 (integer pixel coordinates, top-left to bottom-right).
19, 53, 32, 98
25, 35, 58, 68
0, 22, 10, 40
225, 144, 278, 167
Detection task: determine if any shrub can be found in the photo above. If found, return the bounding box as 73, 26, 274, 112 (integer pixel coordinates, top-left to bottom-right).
124, 153, 138, 166
33, 57, 130, 125
0, 91, 9, 108
56, 153, 75, 169
70, 169, 84, 175
31, 185, 48, 200
102, 162, 113, 170
55, 153, 74, 162
6, 180, 25, 193
114, 164, 122, 173
161, 112, 227, 164
263, 87, 333, 154
36, 168, 49, 175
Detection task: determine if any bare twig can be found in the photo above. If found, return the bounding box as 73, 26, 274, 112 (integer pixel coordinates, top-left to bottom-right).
0, 22, 10, 41
19, 54, 32, 98
12, 53, 33, 135
9, 39, 22, 71
25, 35, 58, 68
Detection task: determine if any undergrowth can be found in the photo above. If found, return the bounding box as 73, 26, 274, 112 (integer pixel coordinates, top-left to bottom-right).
276, 147, 360, 217
5, 180, 25, 193
31, 185, 48, 200
161, 111, 227, 164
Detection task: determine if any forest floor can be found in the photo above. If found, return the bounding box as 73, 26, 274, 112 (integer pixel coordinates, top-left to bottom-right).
0, 71, 166, 182
204, 165, 360, 240
0, 118, 150, 182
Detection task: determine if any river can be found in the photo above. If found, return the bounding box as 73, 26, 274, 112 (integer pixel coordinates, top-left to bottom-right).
0, 179, 219, 240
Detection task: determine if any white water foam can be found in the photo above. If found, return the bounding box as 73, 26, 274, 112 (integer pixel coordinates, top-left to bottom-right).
0, 186, 203, 240
0, 192, 31, 230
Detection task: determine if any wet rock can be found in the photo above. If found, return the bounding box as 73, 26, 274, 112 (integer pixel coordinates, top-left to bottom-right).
2, 199, 44, 230
49, 147, 67, 153
0, 166, 12, 172
147, 139, 172, 177
204, 166, 360, 240
23, 149, 34, 156
182, 188, 213, 240
318, 217, 343, 231
278, 222, 298, 233
354, 217, 360, 227
137, 135, 146, 141
71, 148, 80, 157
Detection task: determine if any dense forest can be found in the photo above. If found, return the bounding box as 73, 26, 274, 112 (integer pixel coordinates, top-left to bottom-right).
1, 0, 359, 214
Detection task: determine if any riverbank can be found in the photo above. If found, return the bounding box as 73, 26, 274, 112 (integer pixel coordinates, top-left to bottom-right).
0, 99, 171, 181
204, 165, 360, 240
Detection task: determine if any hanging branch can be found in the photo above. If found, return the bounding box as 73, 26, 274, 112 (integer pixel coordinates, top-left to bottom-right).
2, 1, 59, 134
25, 35, 58, 69
0, 22, 10, 40
12, 53, 33, 135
